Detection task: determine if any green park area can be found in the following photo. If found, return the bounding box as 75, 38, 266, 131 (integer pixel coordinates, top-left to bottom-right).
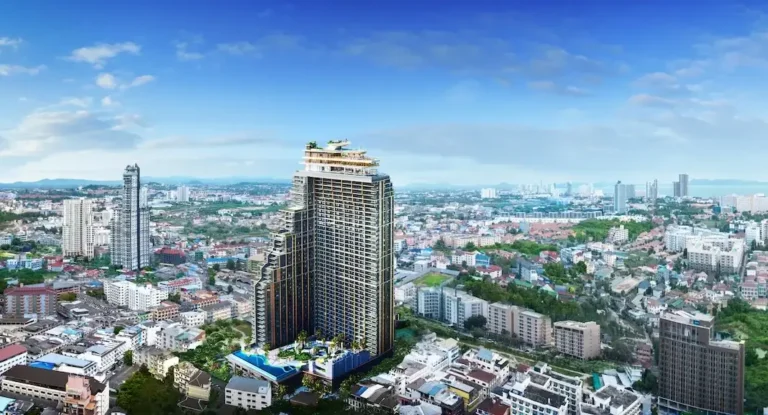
716, 299, 768, 410
413, 272, 449, 287
175, 319, 252, 381
571, 219, 654, 243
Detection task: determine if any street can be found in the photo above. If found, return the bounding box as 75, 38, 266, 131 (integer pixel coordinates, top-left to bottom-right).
108, 364, 138, 388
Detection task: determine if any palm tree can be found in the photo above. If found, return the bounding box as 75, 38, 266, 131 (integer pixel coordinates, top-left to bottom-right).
350, 340, 359, 351
262, 343, 271, 355
315, 328, 324, 342
274, 384, 287, 399
297, 330, 308, 349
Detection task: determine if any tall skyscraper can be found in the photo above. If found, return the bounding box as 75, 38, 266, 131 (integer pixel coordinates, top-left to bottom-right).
673, 181, 681, 197
62, 198, 94, 259
679, 173, 689, 197
254, 140, 394, 357
613, 181, 627, 214
176, 185, 190, 202
111, 164, 151, 270
658, 311, 744, 415
565, 182, 572, 196
625, 184, 636, 199
646, 179, 658, 204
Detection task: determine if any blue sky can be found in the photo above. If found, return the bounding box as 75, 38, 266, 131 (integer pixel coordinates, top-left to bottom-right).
2, 0, 768, 185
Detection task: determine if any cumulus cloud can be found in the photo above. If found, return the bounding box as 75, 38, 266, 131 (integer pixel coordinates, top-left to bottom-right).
0, 64, 45, 76
628, 94, 676, 107
68, 42, 140, 68
59, 97, 93, 108
175, 41, 205, 61
101, 96, 118, 107
0, 37, 22, 49
1, 110, 143, 158
528, 80, 589, 96
96, 73, 117, 89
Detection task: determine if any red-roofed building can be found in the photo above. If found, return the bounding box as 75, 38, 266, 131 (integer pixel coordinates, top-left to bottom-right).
477, 265, 502, 279
476, 397, 510, 415
155, 247, 187, 265
4, 286, 57, 317
0, 344, 27, 374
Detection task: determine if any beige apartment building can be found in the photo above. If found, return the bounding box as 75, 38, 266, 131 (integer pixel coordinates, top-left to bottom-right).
517, 310, 552, 347
487, 303, 520, 336
554, 321, 601, 360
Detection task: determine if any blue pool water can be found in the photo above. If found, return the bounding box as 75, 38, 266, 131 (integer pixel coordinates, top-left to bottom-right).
231, 351, 298, 381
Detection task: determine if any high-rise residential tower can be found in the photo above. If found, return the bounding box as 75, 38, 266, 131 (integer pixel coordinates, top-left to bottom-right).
613, 181, 627, 214
111, 164, 151, 270
658, 311, 744, 415
62, 198, 94, 259
646, 179, 658, 204
176, 185, 190, 202
254, 140, 394, 357
679, 173, 689, 197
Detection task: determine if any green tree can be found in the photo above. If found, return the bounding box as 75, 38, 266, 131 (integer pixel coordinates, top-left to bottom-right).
208, 275, 216, 286
464, 241, 477, 251
114, 326, 124, 335
464, 315, 487, 331
226, 259, 236, 270
227, 285, 234, 294
59, 292, 77, 302
212, 264, 221, 271
124, 350, 133, 366
574, 261, 587, 274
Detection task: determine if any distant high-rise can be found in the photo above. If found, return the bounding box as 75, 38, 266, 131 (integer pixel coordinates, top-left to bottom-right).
646, 179, 658, 204
658, 311, 744, 415
111, 164, 151, 270
254, 140, 394, 356
673, 181, 681, 197
480, 188, 497, 199
679, 173, 689, 197
62, 198, 94, 259
566, 182, 572, 196
176, 185, 190, 202
625, 184, 636, 199
613, 181, 628, 214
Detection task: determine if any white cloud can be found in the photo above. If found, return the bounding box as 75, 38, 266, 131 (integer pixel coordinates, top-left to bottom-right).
68, 42, 140, 68
0, 37, 22, 49
1, 110, 143, 158
0, 64, 45, 76
96, 73, 117, 89
127, 75, 155, 88
217, 42, 259, 56
101, 96, 118, 107
528, 80, 589, 96
59, 97, 93, 108
175, 41, 205, 61
628, 94, 676, 107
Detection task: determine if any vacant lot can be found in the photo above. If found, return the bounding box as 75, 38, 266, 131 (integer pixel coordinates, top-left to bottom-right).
414, 272, 449, 287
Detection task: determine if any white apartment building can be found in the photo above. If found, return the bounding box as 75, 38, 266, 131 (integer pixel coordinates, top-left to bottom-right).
746, 223, 762, 247
457, 348, 511, 386
687, 238, 746, 274
583, 386, 642, 415
607, 225, 629, 244
62, 198, 95, 259
518, 310, 552, 347
481, 188, 498, 199
416, 287, 441, 319
663, 225, 729, 252
442, 290, 488, 326
94, 227, 111, 246
157, 323, 205, 352
491, 376, 568, 415
451, 251, 477, 266
78, 342, 126, 375
134, 347, 179, 380
225, 376, 272, 411
103, 281, 169, 311
176, 185, 190, 202
554, 321, 601, 360
487, 303, 520, 336
721, 194, 768, 213
0, 344, 27, 375
181, 311, 206, 328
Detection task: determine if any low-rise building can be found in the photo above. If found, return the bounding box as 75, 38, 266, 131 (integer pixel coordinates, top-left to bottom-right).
201, 302, 232, 323
225, 376, 272, 411
517, 310, 552, 347
180, 311, 206, 328
134, 347, 179, 379
4, 286, 57, 317
582, 385, 642, 415
0, 344, 27, 374
150, 301, 180, 321
1, 366, 109, 415
347, 380, 400, 413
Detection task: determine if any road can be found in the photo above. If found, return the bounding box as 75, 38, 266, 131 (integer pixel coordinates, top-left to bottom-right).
108, 364, 138, 388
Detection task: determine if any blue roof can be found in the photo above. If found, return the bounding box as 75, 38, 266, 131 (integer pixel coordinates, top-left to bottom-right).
29, 362, 55, 370
355, 386, 368, 397
477, 348, 493, 361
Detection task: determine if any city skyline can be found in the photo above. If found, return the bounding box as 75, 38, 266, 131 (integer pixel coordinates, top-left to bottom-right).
3, 1, 768, 184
